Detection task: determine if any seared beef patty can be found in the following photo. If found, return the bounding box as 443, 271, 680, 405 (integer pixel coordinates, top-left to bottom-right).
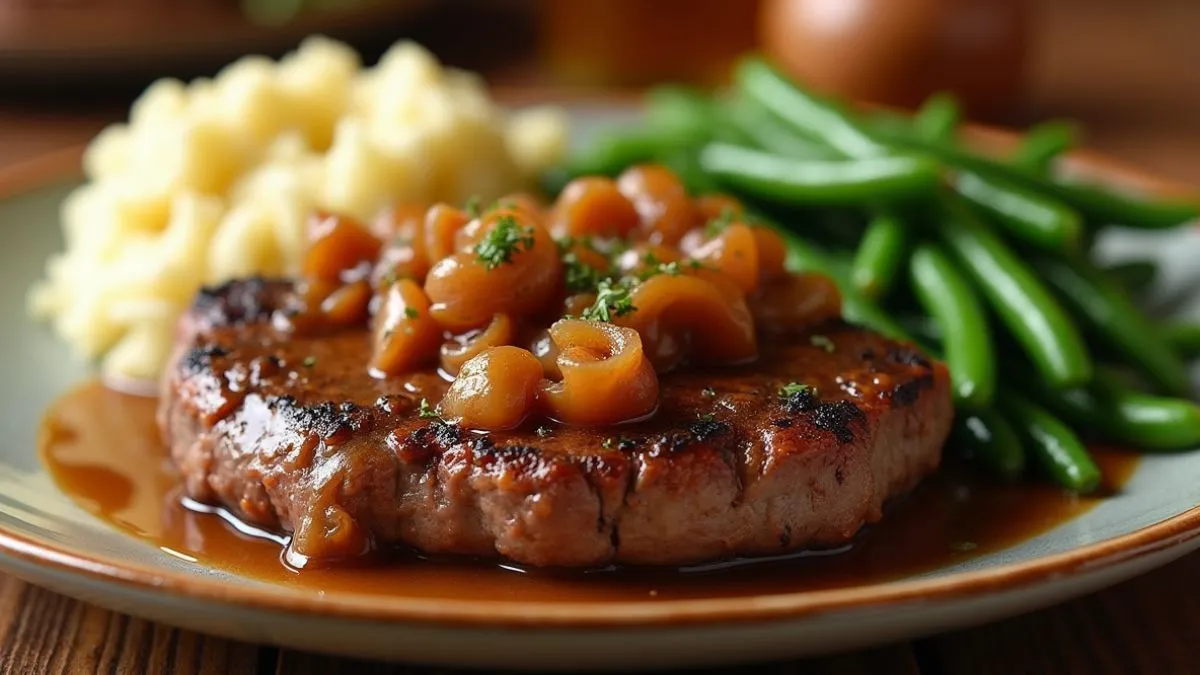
158, 278, 953, 568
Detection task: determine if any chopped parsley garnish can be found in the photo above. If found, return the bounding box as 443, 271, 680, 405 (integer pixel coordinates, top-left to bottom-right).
535, 426, 553, 438
474, 215, 535, 269
701, 386, 717, 398
563, 252, 605, 293
380, 270, 399, 286
704, 207, 736, 237
635, 259, 684, 281
642, 250, 661, 268
418, 398, 439, 420
602, 437, 616, 449
779, 382, 810, 399
302, 356, 317, 368
697, 412, 716, 423
810, 334, 835, 353
464, 195, 482, 219
657, 261, 683, 276
404, 307, 419, 320
581, 277, 637, 322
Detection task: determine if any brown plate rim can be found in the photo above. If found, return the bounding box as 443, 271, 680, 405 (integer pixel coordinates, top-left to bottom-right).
3, 110, 1199, 629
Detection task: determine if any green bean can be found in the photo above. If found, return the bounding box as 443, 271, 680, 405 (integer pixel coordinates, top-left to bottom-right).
722, 96, 840, 160
876, 130, 1200, 229
699, 142, 940, 207
1101, 259, 1159, 295
953, 171, 1083, 251
1060, 183, 1200, 230
936, 197, 1092, 388
1001, 393, 1101, 493
1032, 255, 1190, 397
851, 211, 909, 300
1029, 370, 1200, 451
951, 408, 1026, 480
658, 149, 721, 195
1164, 321, 1200, 359
739, 59, 1089, 245
563, 128, 679, 177
909, 243, 995, 408
644, 86, 719, 145
1012, 120, 1076, 173
735, 57, 886, 158
896, 314, 943, 344
740, 57, 1199, 228
913, 92, 961, 143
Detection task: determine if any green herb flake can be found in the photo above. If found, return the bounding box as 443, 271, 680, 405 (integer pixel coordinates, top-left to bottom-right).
779, 382, 810, 399
697, 412, 716, 423
464, 195, 482, 219
474, 215, 535, 270
602, 437, 616, 449
704, 207, 736, 238
581, 277, 637, 322
302, 356, 317, 368
418, 398, 439, 420
657, 261, 683, 276
810, 335, 835, 353
563, 252, 605, 293
404, 307, 420, 320
536, 426, 554, 438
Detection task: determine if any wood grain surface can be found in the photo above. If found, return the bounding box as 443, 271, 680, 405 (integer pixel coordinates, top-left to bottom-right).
1, 0, 1198, 673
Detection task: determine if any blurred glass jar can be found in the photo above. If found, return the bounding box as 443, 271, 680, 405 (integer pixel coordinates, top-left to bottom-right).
538, 0, 761, 87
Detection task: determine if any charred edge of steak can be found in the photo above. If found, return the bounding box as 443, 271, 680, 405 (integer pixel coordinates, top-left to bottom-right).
780, 387, 867, 444
890, 373, 935, 408
181, 344, 231, 374
885, 343, 932, 369
192, 277, 293, 328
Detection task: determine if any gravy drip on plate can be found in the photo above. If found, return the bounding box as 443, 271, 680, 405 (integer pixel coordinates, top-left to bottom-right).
40, 381, 1138, 602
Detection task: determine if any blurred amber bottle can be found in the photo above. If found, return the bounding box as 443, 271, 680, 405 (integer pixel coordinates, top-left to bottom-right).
538, 0, 761, 87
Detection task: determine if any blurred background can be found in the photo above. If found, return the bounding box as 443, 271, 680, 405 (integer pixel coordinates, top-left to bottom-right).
0, 0, 1196, 182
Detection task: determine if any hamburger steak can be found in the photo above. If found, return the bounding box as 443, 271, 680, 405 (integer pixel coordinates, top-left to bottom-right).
159, 278, 953, 568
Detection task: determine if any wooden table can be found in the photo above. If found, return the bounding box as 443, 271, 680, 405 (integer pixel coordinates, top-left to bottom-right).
2, 1, 1199, 673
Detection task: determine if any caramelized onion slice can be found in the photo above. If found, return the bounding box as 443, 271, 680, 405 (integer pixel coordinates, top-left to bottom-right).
690, 223, 760, 294
320, 280, 372, 326
752, 226, 789, 281
540, 319, 658, 426
304, 213, 383, 283
615, 274, 757, 371
617, 164, 698, 245
423, 203, 471, 264
440, 346, 544, 431
440, 313, 516, 376
753, 272, 843, 336
370, 279, 441, 376
551, 176, 641, 239
425, 218, 562, 332
614, 243, 682, 278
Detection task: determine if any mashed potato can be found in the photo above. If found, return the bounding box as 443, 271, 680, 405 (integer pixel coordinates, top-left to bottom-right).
28, 37, 569, 382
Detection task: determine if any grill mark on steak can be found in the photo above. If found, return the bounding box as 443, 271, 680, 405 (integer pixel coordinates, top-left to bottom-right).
807, 400, 867, 444
159, 279, 954, 568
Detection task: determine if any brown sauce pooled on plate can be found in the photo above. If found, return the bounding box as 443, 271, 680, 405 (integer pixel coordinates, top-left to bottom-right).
40, 381, 1139, 602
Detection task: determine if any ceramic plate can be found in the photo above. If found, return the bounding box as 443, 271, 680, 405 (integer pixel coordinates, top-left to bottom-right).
2, 104, 1200, 671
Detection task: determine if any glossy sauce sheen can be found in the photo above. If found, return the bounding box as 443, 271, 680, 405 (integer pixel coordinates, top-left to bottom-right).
42, 381, 1138, 602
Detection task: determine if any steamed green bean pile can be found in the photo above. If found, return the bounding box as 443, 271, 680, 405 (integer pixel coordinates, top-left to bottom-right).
546, 57, 1200, 492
